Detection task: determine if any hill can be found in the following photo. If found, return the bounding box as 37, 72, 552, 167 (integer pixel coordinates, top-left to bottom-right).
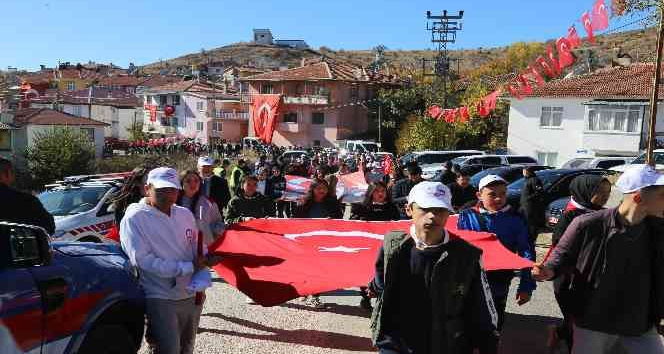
141, 26, 658, 76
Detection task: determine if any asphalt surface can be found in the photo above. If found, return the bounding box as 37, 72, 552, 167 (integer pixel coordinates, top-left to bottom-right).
139, 237, 567, 354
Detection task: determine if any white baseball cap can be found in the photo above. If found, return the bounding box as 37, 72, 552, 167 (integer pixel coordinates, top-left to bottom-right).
197, 156, 214, 167
478, 174, 508, 190
615, 165, 664, 193
146, 167, 181, 190
407, 181, 453, 210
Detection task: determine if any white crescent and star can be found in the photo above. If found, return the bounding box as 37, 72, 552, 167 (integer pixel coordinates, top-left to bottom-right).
318, 246, 371, 253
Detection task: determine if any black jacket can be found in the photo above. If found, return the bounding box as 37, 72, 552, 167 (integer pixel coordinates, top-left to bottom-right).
294, 199, 343, 219
205, 175, 231, 212
391, 179, 421, 207
266, 175, 286, 200
350, 202, 401, 221
0, 184, 55, 234
519, 176, 544, 226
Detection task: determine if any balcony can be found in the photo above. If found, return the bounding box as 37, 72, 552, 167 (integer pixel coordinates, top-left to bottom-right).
278, 122, 300, 133
283, 94, 329, 105
143, 123, 177, 135
212, 111, 250, 120
240, 94, 253, 103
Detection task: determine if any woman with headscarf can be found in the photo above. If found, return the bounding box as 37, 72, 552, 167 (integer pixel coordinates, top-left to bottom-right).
547, 174, 612, 352
519, 166, 545, 244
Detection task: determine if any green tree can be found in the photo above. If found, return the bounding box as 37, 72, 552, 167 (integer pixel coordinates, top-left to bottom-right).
127, 122, 148, 141
25, 127, 96, 187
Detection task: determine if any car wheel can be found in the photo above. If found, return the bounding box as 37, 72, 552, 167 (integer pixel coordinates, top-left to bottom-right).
78, 324, 138, 354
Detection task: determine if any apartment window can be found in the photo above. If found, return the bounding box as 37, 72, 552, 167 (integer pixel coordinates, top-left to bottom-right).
170, 117, 178, 127
587, 105, 641, 133
172, 95, 180, 106
0, 130, 10, 151
540, 107, 563, 127
537, 152, 558, 167
66, 81, 75, 90
213, 121, 223, 132
196, 122, 204, 131
283, 112, 298, 123
196, 101, 205, 111
312, 85, 327, 96
81, 128, 95, 142
260, 83, 274, 94
73, 105, 82, 117
159, 95, 167, 106
312, 112, 325, 125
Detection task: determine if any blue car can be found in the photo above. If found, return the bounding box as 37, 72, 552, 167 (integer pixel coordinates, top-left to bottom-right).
0, 222, 145, 354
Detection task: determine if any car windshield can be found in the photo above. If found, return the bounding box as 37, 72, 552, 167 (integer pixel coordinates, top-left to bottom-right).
632, 152, 664, 164
562, 158, 592, 169
451, 157, 469, 165
508, 170, 569, 193
38, 186, 110, 216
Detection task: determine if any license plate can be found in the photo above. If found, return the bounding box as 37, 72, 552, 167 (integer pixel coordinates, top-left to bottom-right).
548, 217, 559, 224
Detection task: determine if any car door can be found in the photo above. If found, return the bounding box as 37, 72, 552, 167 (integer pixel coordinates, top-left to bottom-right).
0, 223, 50, 354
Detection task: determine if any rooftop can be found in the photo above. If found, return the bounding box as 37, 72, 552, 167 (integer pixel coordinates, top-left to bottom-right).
31, 88, 139, 107
519, 63, 664, 100
97, 75, 146, 86
13, 108, 108, 127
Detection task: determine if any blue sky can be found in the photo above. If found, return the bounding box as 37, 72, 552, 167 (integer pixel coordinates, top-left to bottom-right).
0, 0, 651, 71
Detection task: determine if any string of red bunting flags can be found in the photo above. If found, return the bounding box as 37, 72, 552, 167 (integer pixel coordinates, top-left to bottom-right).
427, 0, 625, 123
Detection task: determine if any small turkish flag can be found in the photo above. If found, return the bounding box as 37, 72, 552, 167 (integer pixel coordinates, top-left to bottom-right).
582, 11, 596, 43
444, 109, 457, 123
568, 26, 582, 48
428, 105, 443, 119
547, 45, 562, 76
459, 106, 470, 122
592, 0, 610, 31
517, 74, 533, 96
526, 65, 545, 86
556, 37, 575, 68
209, 217, 534, 306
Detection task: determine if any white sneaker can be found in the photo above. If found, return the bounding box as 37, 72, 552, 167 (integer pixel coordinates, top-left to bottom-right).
245, 296, 257, 305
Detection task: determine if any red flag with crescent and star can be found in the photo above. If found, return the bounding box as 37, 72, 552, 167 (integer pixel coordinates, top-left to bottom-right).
591, 0, 610, 31
209, 217, 534, 306
251, 94, 282, 144
582, 11, 596, 43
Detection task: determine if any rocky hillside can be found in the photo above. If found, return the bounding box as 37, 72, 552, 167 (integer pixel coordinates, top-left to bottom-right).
141, 27, 658, 75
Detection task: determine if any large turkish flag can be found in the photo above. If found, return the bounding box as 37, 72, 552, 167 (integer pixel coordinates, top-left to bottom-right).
251, 94, 282, 144
209, 217, 533, 306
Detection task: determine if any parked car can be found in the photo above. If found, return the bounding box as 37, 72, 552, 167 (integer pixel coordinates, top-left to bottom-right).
560, 156, 634, 170
610, 149, 664, 172
506, 168, 617, 212
0, 221, 145, 353
427, 164, 503, 182
338, 140, 379, 154
400, 150, 485, 167
451, 154, 538, 167
279, 150, 310, 164
469, 165, 553, 189
545, 196, 570, 228
38, 174, 130, 243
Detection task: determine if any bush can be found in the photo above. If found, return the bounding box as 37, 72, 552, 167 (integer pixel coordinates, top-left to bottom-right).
25, 127, 95, 188
96, 153, 198, 174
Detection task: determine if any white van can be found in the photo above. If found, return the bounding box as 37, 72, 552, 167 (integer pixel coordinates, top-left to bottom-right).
339, 140, 379, 154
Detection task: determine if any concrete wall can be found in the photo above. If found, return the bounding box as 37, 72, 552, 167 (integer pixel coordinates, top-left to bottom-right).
182, 95, 209, 143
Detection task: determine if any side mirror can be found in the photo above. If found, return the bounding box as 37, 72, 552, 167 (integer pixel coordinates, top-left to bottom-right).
0, 222, 51, 268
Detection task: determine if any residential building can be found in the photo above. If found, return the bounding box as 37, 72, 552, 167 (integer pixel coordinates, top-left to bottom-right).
507, 63, 664, 167
253, 29, 274, 45
29, 88, 140, 141
240, 57, 400, 147
54, 68, 104, 91
96, 75, 146, 94
0, 108, 108, 160
141, 81, 249, 144
19, 70, 56, 95
274, 40, 309, 50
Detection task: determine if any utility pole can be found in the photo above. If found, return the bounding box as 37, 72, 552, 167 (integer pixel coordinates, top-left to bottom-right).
378, 104, 382, 148
646, 5, 664, 167
423, 10, 464, 108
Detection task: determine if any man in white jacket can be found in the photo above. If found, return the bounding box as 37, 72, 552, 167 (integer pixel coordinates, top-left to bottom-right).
120, 167, 220, 354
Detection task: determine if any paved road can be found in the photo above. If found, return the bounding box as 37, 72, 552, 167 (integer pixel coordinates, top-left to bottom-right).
139, 239, 565, 354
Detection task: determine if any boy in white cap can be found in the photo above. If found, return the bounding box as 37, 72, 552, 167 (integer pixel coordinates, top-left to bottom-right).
533, 165, 664, 354
198, 156, 231, 213
369, 181, 499, 354
120, 167, 222, 354
457, 174, 535, 332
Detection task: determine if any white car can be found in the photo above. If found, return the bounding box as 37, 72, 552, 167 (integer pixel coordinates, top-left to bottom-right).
38, 174, 129, 242
451, 154, 538, 167
610, 150, 664, 172
561, 156, 635, 170
402, 150, 485, 167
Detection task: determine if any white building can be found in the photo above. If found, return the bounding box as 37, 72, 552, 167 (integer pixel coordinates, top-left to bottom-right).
507, 63, 664, 167
253, 29, 274, 45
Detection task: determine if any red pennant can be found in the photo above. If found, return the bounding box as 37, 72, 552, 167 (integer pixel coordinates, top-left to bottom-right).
556, 37, 575, 68
592, 0, 609, 31
567, 26, 582, 49
444, 109, 457, 123
526, 65, 545, 86
546, 45, 562, 76
536, 56, 557, 78
483, 90, 500, 111
427, 105, 443, 119
507, 84, 523, 100
459, 106, 470, 122
517, 75, 533, 96
452, 108, 460, 122
582, 11, 595, 43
